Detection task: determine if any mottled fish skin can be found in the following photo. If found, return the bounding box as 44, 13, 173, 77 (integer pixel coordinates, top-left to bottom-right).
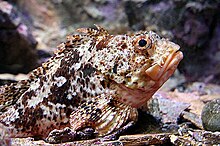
0, 25, 183, 140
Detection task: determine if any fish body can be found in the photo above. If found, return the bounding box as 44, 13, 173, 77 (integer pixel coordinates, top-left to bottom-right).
0, 25, 183, 142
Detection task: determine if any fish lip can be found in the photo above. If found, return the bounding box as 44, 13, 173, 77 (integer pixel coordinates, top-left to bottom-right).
166, 50, 183, 68
145, 50, 183, 81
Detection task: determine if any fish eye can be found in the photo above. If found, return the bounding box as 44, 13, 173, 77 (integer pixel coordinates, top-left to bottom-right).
138, 39, 147, 47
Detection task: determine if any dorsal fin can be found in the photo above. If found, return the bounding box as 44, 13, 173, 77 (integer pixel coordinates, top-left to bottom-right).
76, 24, 109, 37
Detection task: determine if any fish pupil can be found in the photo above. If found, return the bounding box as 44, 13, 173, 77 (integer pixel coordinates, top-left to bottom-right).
138, 39, 147, 47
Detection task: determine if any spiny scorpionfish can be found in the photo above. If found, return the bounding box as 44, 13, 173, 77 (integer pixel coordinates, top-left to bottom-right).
0, 25, 183, 143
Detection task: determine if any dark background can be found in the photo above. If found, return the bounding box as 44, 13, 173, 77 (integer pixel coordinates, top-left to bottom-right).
1, 0, 220, 85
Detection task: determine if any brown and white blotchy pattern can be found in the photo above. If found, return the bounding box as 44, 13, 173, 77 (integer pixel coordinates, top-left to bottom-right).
0, 25, 183, 143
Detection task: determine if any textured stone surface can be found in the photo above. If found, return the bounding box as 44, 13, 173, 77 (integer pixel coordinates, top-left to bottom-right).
202, 98, 220, 132
10, 128, 220, 145
143, 89, 220, 130
146, 92, 190, 124
0, 1, 38, 74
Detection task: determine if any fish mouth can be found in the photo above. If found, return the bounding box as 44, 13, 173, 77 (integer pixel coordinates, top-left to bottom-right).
145, 50, 183, 81
114, 50, 183, 108
115, 44, 183, 108
122, 50, 183, 108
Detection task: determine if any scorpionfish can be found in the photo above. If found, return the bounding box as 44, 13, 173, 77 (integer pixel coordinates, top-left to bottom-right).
0, 25, 183, 143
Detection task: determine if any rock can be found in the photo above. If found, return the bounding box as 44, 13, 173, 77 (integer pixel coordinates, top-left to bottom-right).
170, 130, 220, 146
181, 111, 203, 129
10, 128, 220, 145
115, 133, 171, 145
142, 89, 220, 130
185, 82, 220, 95
144, 92, 190, 124
201, 98, 220, 132
172, 1, 220, 83
124, 1, 145, 31
0, 1, 38, 74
